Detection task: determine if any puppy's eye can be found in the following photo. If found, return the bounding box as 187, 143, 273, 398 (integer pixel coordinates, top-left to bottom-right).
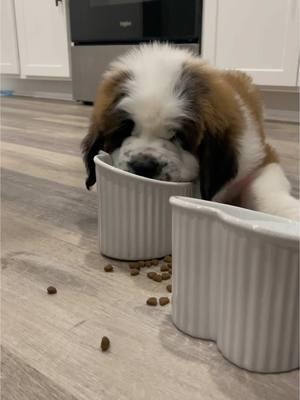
104, 119, 135, 153
171, 130, 190, 151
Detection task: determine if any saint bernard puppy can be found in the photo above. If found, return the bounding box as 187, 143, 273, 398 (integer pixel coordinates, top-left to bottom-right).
82, 43, 299, 220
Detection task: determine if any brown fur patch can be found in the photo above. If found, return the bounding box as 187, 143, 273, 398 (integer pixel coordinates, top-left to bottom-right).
222, 70, 280, 167
182, 61, 245, 198
185, 62, 279, 172
86, 69, 131, 141
183, 61, 281, 198
81, 68, 131, 189
183, 61, 244, 150
222, 70, 265, 137
263, 143, 279, 165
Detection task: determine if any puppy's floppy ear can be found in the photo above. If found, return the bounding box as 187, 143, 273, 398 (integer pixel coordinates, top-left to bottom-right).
81, 69, 130, 190
197, 130, 238, 200
183, 61, 241, 200
81, 121, 104, 190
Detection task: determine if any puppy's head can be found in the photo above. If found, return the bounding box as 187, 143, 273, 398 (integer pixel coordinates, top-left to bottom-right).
82, 43, 241, 199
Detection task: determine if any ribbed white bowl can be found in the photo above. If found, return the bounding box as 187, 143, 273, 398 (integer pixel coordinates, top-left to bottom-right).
94, 152, 194, 260
171, 196, 299, 373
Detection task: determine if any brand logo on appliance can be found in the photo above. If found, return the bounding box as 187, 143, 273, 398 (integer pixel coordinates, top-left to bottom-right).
120, 21, 132, 28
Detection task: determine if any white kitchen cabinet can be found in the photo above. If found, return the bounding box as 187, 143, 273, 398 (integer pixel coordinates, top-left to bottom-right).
202, 0, 299, 86
14, 0, 70, 78
0, 0, 20, 74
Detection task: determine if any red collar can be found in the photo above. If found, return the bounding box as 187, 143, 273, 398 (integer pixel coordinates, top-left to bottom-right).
213, 169, 260, 204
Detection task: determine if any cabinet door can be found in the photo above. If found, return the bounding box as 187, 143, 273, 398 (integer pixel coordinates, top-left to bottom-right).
14, 0, 70, 78
0, 0, 20, 74
203, 0, 299, 86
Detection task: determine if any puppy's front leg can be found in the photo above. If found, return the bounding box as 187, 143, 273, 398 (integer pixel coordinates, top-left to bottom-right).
242, 163, 300, 220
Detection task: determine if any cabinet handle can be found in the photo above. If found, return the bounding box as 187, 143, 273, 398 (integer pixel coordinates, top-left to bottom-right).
55, 0, 62, 6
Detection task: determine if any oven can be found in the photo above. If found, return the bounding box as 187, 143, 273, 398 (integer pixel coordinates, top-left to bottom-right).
69, 0, 203, 101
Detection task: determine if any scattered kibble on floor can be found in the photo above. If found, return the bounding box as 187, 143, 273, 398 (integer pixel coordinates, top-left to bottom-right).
44, 256, 173, 358
101, 336, 110, 352
159, 297, 170, 306
153, 273, 162, 282
160, 264, 169, 272
104, 264, 114, 272
146, 297, 158, 306
147, 271, 157, 279
161, 272, 171, 280
130, 269, 140, 276
163, 255, 172, 263
129, 262, 139, 269
47, 286, 57, 295
126, 258, 173, 306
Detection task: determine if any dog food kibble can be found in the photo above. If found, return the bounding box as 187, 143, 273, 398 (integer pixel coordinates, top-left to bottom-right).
151, 259, 159, 266
168, 263, 172, 269
160, 264, 169, 272
159, 297, 170, 306
104, 264, 114, 272
129, 262, 139, 269
100, 336, 110, 352
147, 271, 157, 280
146, 297, 158, 306
138, 261, 145, 268
153, 274, 162, 282
161, 272, 171, 280
164, 255, 172, 263
130, 269, 139, 276
166, 284, 172, 293
47, 286, 57, 295
144, 261, 152, 268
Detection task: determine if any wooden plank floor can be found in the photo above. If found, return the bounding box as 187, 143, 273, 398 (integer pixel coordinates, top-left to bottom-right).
1, 96, 299, 400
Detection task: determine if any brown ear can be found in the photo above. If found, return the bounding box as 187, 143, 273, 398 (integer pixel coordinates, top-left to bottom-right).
183, 61, 242, 200
81, 121, 104, 190
197, 130, 238, 200
81, 70, 130, 190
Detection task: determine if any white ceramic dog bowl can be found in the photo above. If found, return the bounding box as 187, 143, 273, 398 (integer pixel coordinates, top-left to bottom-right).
171, 196, 299, 373
94, 152, 194, 260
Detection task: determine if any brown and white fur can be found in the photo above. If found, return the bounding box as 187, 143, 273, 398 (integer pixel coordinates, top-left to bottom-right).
82, 43, 299, 220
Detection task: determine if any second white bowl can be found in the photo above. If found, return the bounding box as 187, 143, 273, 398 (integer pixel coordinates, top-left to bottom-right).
171, 196, 299, 373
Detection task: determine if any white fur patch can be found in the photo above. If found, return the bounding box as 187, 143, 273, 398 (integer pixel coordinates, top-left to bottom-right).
108, 43, 200, 182
242, 163, 300, 220
235, 95, 265, 178
113, 43, 196, 138
112, 136, 199, 182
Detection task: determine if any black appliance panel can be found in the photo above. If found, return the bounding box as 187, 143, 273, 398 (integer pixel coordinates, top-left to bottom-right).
69, 0, 201, 44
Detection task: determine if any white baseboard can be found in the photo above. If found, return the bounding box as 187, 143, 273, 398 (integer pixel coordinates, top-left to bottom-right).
263, 109, 299, 124
260, 89, 299, 123
1, 77, 299, 123
14, 89, 73, 101
0, 77, 73, 101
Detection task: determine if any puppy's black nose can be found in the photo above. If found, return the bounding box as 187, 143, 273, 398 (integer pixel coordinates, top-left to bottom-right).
129, 156, 161, 179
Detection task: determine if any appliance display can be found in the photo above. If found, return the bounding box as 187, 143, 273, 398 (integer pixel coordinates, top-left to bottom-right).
69, 0, 202, 44
69, 0, 202, 101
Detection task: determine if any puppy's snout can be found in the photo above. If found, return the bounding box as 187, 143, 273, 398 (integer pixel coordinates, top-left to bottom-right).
128, 156, 162, 179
